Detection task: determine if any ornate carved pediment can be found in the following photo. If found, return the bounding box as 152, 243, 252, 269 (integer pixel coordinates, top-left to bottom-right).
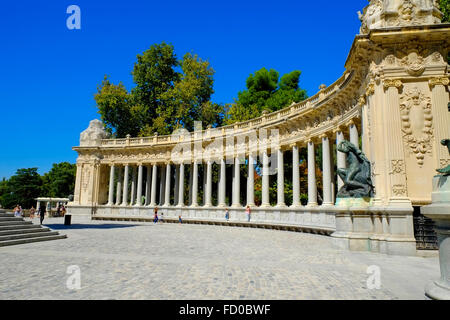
358, 0, 442, 35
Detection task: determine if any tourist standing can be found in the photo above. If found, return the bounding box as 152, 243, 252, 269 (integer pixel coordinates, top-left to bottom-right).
160, 211, 164, 223
13, 205, 20, 217
29, 206, 36, 219
61, 205, 66, 217
246, 206, 251, 222
179, 215, 183, 224
153, 207, 159, 224
39, 203, 46, 225
225, 208, 229, 221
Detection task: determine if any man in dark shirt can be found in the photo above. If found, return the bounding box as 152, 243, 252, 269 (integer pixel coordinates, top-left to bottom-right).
39, 203, 46, 225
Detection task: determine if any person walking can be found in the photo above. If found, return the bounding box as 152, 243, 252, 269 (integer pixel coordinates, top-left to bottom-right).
29, 206, 36, 219
245, 205, 251, 222
153, 207, 159, 224
159, 211, 164, 223
225, 208, 230, 222
178, 215, 183, 224
39, 203, 46, 225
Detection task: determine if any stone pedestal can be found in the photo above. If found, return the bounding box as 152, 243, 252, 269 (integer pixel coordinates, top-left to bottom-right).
421, 175, 450, 300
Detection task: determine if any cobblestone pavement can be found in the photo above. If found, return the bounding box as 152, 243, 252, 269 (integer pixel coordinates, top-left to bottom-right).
0, 217, 440, 300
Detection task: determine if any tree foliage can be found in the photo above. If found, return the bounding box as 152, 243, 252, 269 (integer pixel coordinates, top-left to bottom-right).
0, 163, 76, 209
225, 68, 307, 124
95, 42, 226, 137
441, 0, 450, 22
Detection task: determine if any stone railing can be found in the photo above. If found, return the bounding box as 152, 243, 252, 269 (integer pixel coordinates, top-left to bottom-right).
100, 71, 355, 148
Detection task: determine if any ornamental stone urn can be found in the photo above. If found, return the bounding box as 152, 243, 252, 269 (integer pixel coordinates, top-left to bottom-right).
421, 171, 450, 300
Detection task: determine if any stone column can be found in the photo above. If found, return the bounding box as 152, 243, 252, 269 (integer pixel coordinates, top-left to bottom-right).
130, 166, 137, 206
174, 165, 179, 206
150, 164, 158, 207
261, 150, 271, 208
321, 134, 333, 206
188, 165, 193, 206
429, 78, 450, 171
145, 165, 151, 206
307, 140, 318, 206
205, 160, 213, 207
191, 161, 199, 207
107, 165, 115, 206
247, 153, 255, 207
277, 148, 286, 208
232, 156, 241, 207
178, 163, 185, 207
349, 120, 359, 150
291, 144, 300, 207
336, 129, 346, 192
218, 158, 226, 207
121, 165, 129, 206
115, 167, 123, 206
164, 163, 171, 207
203, 163, 207, 206
159, 165, 166, 206
135, 164, 144, 206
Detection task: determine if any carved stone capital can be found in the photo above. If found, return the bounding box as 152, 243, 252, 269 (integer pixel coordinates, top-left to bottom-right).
383, 79, 403, 90
429, 77, 450, 88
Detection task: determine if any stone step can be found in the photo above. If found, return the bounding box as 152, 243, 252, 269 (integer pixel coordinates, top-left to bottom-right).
0, 213, 14, 218
0, 217, 25, 222
0, 234, 67, 247
0, 227, 51, 236
0, 231, 61, 242
0, 224, 42, 231
0, 220, 32, 226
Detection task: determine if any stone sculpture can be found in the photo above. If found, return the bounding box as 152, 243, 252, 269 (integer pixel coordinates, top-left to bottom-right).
337, 140, 374, 198
437, 139, 450, 176
80, 119, 109, 147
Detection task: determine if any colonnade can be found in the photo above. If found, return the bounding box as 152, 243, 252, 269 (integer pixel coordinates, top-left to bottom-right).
105, 124, 359, 209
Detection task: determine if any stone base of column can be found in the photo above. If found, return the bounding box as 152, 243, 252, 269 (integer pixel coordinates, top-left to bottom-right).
422, 175, 450, 300
275, 203, 287, 209
66, 204, 93, 223
332, 199, 417, 256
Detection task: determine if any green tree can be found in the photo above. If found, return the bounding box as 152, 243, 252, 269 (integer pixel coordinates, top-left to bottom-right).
441, 0, 450, 22
225, 68, 307, 124
41, 162, 77, 198
0, 168, 42, 209
95, 43, 226, 137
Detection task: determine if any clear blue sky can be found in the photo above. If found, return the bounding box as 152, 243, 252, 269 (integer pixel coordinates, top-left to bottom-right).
0, 0, 367, 179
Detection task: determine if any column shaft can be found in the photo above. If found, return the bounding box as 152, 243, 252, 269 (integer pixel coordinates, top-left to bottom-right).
150, 164, 158, 206
232, 157, 241, 207
307, 141, 318, 206
261, 151, 270, 207
178, 163, 185, 207
191, 161, 198, 207
135, 165, 144, 206
322, 136, 332, 206
277, 149, 286, 207
164, 164, 171, 207
121, 165, 129, 206
292, 145, 300, 207
247, 153, 255, 207
107, 165, 115, 206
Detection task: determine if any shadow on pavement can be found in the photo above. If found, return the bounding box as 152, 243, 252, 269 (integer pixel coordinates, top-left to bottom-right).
41, 224, 140, 230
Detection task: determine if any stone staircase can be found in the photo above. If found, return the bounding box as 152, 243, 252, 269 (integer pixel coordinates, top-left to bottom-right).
0, 209, 67, 247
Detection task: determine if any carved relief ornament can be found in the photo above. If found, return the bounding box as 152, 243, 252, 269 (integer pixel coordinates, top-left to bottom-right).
399, 87, 433, 166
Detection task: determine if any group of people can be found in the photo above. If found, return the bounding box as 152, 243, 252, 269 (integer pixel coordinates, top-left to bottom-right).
14, 204, 46, 225
151, 206, 252, 225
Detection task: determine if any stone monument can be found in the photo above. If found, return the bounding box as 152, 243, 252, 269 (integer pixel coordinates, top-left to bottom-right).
421, 139, 450, 300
